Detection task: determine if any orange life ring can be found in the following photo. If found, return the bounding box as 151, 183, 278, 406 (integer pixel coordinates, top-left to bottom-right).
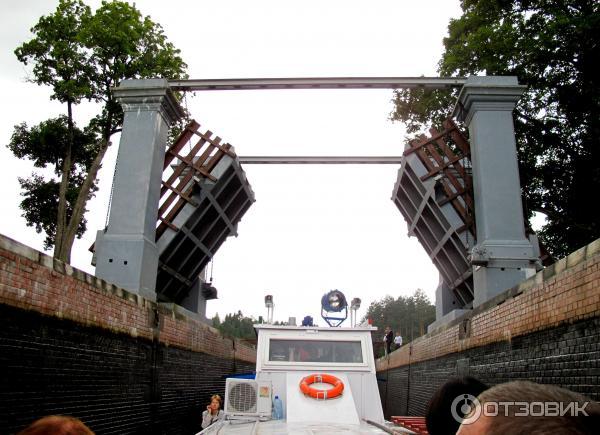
299, 373, 344, 399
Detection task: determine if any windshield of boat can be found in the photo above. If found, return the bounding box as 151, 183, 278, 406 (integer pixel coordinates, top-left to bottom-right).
268, 339, 363, 363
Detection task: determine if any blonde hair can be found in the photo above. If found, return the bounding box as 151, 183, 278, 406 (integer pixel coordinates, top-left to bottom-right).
211, 394, 222, 406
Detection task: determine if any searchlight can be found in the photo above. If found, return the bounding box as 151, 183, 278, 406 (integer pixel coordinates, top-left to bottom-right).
265, 294, 274, 324
321, 289, 348, 327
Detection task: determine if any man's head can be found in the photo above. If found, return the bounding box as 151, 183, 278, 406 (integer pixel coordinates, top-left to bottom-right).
425, 376, 488, 435
18, 416, 94, 435
457, 381, 600, 435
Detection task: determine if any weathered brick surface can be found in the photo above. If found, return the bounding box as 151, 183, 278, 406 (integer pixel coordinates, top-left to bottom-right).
0, 234, 256, 434
0, 234, 255, 365
378, 316, 600, 418
376, 238, 600, 418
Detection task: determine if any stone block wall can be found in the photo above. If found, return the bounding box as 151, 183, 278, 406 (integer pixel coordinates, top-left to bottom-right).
0, 234, 256, 434
377, 239, 600, 418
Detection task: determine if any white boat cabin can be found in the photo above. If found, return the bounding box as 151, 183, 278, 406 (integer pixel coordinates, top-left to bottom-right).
198, 323, 410, 434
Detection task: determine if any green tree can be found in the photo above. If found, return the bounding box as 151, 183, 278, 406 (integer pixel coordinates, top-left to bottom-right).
391, 0, 599, 258
215, 311, 257, 340
9, 117, 98, 249
12, 0, 187, 262
363, 289, 435, 354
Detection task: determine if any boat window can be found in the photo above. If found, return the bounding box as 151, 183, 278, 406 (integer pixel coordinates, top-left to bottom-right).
268, 339, 363, 363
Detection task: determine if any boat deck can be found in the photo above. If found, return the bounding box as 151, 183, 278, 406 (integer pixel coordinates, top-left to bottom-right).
198, 420, 416, 434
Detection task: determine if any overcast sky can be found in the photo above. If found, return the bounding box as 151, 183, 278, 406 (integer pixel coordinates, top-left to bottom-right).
0, 0, 464, 325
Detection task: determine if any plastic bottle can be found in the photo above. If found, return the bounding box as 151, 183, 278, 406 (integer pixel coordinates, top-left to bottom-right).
272, 395, 283, 420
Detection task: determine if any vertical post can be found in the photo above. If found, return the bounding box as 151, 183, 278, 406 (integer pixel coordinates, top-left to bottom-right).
95, 79, 184, 300
429, 273, 470, 332
454, 76, 538, 307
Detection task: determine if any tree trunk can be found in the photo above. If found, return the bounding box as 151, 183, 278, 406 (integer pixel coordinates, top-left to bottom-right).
54, 100, 74, 262
61, 111, 115, 264
61, 138, 110, 263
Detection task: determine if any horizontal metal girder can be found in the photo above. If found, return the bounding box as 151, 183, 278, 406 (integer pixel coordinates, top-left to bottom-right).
238, 156, 404, 164
168, 77, 467, 91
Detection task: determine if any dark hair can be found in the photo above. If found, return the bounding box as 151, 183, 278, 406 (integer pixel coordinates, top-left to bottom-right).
18, 415, 94, 435
426, 376, 488, 435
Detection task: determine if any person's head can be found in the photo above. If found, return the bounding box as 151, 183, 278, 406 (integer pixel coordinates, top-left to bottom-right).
18, 416, 94, 435
457, 381, 600, 435
425, 376, 488, 435
209, 394, 222, 412
395, 331, 401, 336
385, 326, 390, 332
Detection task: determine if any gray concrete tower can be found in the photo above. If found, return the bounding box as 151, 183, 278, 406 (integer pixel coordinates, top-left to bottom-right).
454, 76, 538, 307
94, 79, 185, 300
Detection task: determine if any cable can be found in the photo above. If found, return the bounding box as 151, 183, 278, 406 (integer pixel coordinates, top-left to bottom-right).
183, 93, 192, 155
104, 147, 120, 230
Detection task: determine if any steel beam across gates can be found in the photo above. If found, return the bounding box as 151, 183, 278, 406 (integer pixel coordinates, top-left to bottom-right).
168, 77, 467, 91
238, 156, 404, 164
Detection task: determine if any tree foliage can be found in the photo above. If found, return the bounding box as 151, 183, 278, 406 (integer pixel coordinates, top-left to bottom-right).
212, 311, 257, 340
9, 117, 98, 249
11, 0, 187, 262
363, 289, 435, 349
14, 0, 93, 104
9, 117, 98, 171
391, 0, 599, 258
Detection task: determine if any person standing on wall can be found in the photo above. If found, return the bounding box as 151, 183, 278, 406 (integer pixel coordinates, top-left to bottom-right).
394, 331, 403, 350
383, 326, 394, 356
382, 327, 388, 356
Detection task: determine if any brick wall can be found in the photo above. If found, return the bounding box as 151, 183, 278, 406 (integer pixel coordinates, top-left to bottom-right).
377, 238, 600, 418
0, 234, 256, 434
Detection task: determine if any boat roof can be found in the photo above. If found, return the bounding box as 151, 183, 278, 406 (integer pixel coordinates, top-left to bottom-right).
254, 324, 378, 332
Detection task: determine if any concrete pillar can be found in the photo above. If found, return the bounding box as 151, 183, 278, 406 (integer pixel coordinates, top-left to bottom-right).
454, 76, 538, 307
435, 274, 461, 319
428, 273, 470, 333
95, 79, 184, 300
179, 274, 218, 323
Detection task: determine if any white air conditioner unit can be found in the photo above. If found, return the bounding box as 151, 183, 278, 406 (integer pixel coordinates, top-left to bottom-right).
224, 378, 272, 417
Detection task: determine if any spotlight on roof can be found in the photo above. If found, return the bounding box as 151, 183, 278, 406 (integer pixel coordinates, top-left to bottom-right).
321, 289, 348, 327
321, 290, 347, 313
350, 297, 361, 328
264, 294, 273, 308
264, 294, 274, 324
